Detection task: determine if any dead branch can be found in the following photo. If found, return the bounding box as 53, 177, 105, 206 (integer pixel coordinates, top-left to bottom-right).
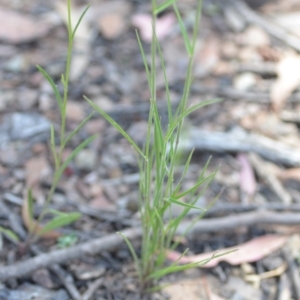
192, 85, 300, 104
178, 211, 300, 237
1, 211, 300, 281
181, 128, 300, 167
229, 0, 300, 52
0, 227, 142, 282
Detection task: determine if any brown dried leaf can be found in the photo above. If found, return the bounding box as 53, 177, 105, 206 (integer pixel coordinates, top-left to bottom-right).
131, 13, 176, 42
0, 7, 52, 44
278, 168, 300, 182
22, 189, 61, 239
167, 235, 288, 268
163, 278, 226, 300
237, 153, 256, 197
25, 156, 51, 187
271, 55, 300, 112
98, 13, 125, 39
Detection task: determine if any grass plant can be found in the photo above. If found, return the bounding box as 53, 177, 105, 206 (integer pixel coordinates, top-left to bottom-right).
24, 0, 95, 239
85, 0, 224, 293
24, 0, 227, 294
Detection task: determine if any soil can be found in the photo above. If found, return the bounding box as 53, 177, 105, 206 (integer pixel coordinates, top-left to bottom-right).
1, 0, 300, 299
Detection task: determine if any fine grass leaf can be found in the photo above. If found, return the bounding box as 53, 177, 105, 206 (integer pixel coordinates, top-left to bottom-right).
173, 3, 191, 55
154, 250, 235, 279
36, 65, 63, 111
166, 99, 221, 142
136, 30, 151, 91
156, 34, 172, 124
0, 226, 20, 243
50, 125, 58, 168
37, 212, 81, 236
45, 209, 68, 217
71, 5, 90, 40
63, 111, 95, 147
27, 188, 34, 221
163, 197, 205, 210
173, 171, 216, 199
61, 74, 65, 86
154, 0, 177, 15
117, 232, 142, 281
149, 255, 218, 280
167, 235, 288, 268
173, 149, 195, 195
85, 96, 147, 161
57, 134, 97, 179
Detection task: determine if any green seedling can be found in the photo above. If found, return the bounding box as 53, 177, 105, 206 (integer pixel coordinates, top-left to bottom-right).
85, 0, 225, 294
57, 233, 78, 248
25, 0, 96, 240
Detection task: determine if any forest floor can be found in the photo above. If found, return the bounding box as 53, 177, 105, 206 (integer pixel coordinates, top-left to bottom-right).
1, 0, 300, 299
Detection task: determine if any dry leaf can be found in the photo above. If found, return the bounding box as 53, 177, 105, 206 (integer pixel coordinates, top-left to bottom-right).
163, 278, 226, 300
23, 157, 60, 239
25, 156, 51, 187
131, 13, 176, 42
272, 12, 300, 38
195, 37, 220, 78
167, 235, 288, 268
66, 101, 85, 122
241, 25, 270, 48
89, 196, 116, 211
98, 13, 125, 39
93, 0, 131, 39
271, 54, 300, 112
237, 153, 256, 197
0, 7, 52, 44
22, 189, 61, 239
278, 167, 300, 182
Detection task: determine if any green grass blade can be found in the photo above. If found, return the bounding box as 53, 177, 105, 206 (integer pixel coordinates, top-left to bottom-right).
37, 212, 81, 236
57, 134, 97, 179
154, 0, 177, 15
85, 96, 147, 161
50, 125, 58, 169
173, 3, 192, 55
27, 189, 34, 221
174, 172, 216, 199
63, 112, 95, 147
71, 5, 90, 40
117, 232, 142, 282
163, 197, 205, 210
36, 65, 63, 111
45, 209, 68, 217
191, 0, 203, 54
0, 226, 20, 243
166, 99, 221, 142
173, 148, 194, 194
156, 34, 173, 125
149, 250, 236, 279
136, 31, 151, 89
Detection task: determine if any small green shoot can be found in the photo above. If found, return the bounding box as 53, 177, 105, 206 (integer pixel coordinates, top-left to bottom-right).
85, 0, 223, 294
57, 233, 78, 248
26, 0, 94, 240
0, 226, 20, 243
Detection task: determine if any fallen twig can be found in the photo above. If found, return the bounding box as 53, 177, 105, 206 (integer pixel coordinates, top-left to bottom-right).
191, 85, 300, 104
0, 227, 142, 282
282, 246, 300, 300
229, 0, 300, 52
178, 211, 300, 237
181, 128, 300, 167
1, 211, 300, 281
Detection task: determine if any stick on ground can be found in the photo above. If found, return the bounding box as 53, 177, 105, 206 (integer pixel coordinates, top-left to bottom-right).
1, 211, 300, 281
